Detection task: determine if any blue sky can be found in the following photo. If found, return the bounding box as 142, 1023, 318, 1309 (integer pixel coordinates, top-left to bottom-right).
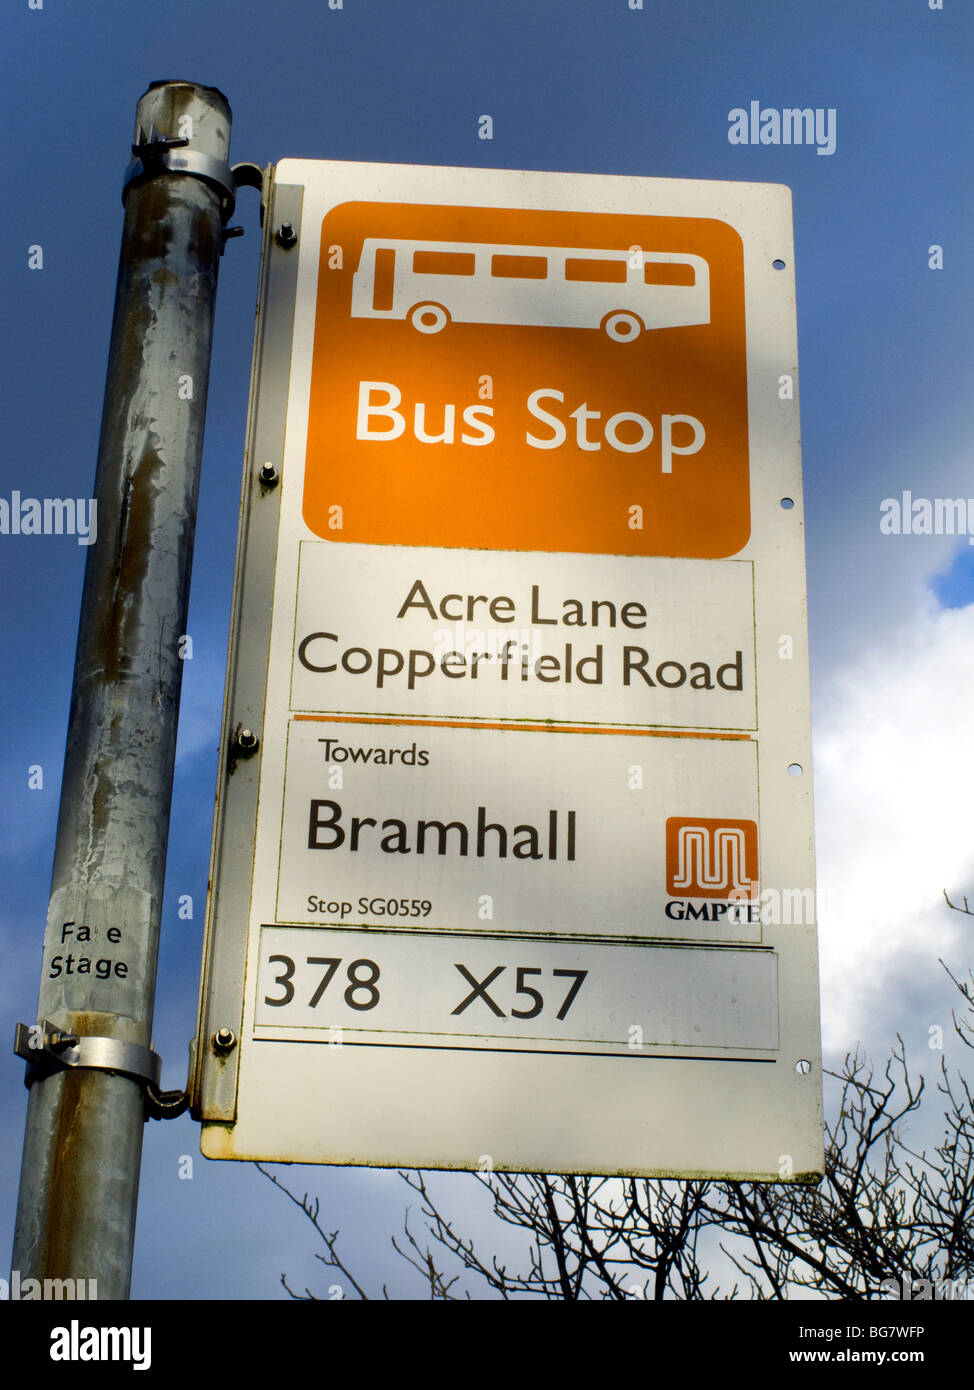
2, 0, 973, 1300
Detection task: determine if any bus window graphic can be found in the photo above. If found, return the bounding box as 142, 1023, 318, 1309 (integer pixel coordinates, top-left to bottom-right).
350, 239, 710, 341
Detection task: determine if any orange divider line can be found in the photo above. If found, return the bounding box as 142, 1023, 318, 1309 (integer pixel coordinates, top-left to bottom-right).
291, 713, 752, 739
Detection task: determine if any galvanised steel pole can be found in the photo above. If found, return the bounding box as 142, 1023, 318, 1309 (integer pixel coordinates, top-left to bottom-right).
12, 81, 235, 1298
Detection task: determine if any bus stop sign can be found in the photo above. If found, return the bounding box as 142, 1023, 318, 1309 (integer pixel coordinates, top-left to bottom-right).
194, 160, 823, 1181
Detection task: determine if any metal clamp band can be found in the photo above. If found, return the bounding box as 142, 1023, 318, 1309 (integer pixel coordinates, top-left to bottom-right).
14, 1020, 162, 1088
122, 138, 239, 220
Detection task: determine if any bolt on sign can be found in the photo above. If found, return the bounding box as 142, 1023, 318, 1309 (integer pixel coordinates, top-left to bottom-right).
193, 161, 823, 1179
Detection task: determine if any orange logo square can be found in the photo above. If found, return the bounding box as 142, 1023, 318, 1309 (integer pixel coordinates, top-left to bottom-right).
665, 817, 758, 899
304, 202, 749, 557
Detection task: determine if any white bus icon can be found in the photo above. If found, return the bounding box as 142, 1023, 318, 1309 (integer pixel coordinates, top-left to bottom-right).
350, 238, 710, 341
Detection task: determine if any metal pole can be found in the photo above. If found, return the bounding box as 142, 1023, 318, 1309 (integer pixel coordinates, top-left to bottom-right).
12, 81, 234, 1298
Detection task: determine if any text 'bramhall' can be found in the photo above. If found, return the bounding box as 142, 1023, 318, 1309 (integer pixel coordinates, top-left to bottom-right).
727, 101, 836, 156
308, 801, 576, 860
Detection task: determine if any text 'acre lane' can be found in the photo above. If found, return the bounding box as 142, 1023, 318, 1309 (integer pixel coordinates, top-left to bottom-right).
396, 581, 657, 627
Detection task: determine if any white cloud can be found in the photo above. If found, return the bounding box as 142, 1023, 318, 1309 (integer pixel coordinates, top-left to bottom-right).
812, 590, 974, 1055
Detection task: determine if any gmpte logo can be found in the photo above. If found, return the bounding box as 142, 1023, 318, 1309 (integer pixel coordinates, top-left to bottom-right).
664, 817, 760, 924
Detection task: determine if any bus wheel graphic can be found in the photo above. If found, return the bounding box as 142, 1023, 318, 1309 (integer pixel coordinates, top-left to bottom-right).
603, 311, 643, 342
409, 303, 450, 334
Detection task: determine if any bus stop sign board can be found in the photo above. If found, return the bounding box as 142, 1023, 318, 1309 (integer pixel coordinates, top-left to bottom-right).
194, 160, 823, 1180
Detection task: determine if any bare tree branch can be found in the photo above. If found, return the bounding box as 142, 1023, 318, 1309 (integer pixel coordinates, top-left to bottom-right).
258, 950, 974, 1301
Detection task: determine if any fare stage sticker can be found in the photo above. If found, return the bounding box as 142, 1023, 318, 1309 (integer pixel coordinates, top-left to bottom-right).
303, 203, 749, 558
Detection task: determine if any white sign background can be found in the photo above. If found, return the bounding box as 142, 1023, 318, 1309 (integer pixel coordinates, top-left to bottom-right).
196, 160, 822, 1180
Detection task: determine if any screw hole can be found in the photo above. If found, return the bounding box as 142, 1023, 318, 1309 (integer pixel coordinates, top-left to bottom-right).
773, 258, 787, 270
780, 497, 795, 509
787, 763, 803, 777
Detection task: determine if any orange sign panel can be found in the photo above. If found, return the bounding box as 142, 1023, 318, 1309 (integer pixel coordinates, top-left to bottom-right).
304, 203, 748, 557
